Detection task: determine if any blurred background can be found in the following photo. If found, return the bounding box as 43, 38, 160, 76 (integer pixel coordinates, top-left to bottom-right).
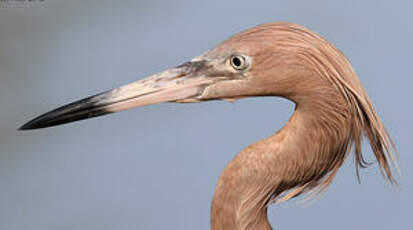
0, 0, 412, 229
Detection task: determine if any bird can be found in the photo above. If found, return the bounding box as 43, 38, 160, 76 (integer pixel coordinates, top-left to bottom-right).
20, 22, 398, 230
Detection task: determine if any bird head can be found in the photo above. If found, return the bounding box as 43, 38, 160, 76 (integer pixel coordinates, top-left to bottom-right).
20, 23, 331, 130
18, 23, 371, 131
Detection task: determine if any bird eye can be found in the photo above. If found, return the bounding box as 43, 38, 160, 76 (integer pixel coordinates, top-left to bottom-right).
230, 55, 248, 71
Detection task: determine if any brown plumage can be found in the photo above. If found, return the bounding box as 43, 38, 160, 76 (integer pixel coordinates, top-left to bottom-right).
20, 22, 398, 230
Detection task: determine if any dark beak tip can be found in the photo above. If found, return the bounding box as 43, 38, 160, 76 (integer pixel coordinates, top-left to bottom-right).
18, 120, 42, 131
18, 113, 56, 131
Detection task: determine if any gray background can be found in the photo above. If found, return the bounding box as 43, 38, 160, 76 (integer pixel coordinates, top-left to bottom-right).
1, 0, 412, 229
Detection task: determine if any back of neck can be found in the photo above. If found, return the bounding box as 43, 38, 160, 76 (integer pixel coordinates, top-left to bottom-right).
210, 90, 350, 230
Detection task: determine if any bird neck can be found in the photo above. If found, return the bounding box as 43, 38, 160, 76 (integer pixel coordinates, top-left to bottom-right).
210, 90, 350, 230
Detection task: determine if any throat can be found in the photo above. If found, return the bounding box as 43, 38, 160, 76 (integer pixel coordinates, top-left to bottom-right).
210, 97, 350, 230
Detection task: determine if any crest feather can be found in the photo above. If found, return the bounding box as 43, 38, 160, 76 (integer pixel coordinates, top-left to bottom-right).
263, 23, 399, 202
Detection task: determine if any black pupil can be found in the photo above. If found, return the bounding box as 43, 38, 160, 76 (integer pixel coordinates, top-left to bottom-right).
232, 57, 242, 67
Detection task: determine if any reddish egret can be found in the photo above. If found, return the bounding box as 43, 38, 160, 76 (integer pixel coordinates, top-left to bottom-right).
20, 22, 397, 230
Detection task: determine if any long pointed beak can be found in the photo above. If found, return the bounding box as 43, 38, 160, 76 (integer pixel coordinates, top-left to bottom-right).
19, 61, 213, 130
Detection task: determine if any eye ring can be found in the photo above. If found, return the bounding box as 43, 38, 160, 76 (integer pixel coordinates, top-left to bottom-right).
230, 54, 248, 71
